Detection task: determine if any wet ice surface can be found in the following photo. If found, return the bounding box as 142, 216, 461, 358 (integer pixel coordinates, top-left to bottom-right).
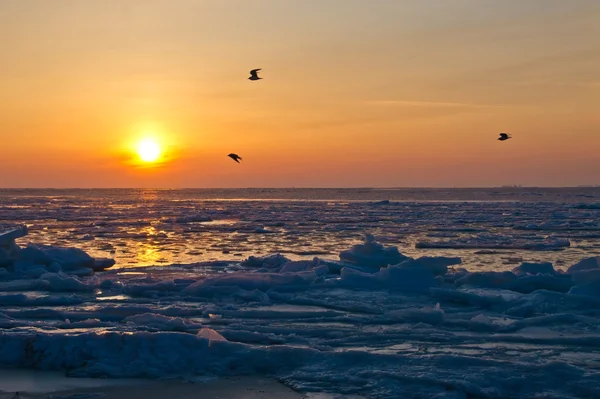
2, 188, 600, 398
1, 188, 600, 270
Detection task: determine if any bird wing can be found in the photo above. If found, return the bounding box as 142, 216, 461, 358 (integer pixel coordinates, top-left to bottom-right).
250, 69, 261, 77
499, 133, 508, 138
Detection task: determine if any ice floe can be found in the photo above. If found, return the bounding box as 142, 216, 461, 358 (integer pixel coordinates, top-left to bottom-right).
0, 225, 115, 280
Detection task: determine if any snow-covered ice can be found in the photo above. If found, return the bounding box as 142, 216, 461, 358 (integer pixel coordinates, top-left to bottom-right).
1, 188, 600, 398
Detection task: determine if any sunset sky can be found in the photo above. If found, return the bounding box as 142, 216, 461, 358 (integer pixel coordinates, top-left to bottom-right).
1, 0, 599, 188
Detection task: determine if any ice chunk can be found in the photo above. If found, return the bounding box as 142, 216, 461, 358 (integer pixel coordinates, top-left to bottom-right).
431, 287, 511, 308
197, 327, 228, 343
512, 262, 556, 276
0, 279, 38, 291
279, 258, 321, 273
182, 271, 313, 294
68, 267, 94, 277
0, 242, 20, 268
19, 245, 54, 265
570, 269, 600, 285
15, 243, 115, 274
172, 214, 212, 223
339, 233, 409, 268
506, 275, 573, 294
566, 257, 600, 287
456, 270, 572, 293
38, 272, 95, 292
317, 259, 347, 275
567, 256, 600, 273
395, 256, 461, 276
340, 264, 436, 292
232, 288, 270, 303
312, 264, 330, 277
569, 280, 600, 297
124, 313, 189, 331
11, 257, 47, 278
381, 266, 437, 292
471, 314, 493, 326
0, 311, 15, 328
388, 303, 445, 325
416, 236, 571, 251
0, 247, 9, 267
48, 262, 62, 273
241, 253, 290, 269
339, 267, 373, 287
572, 203, 600, 209
92, 258, 116, 271
456, 271, 517, 289
0, 293, 84, 306
21, 244, 94, 270
0, 225, 27, 246
13, 259, 43, 272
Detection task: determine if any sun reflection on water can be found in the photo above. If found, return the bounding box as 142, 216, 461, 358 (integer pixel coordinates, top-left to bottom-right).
133, 226, 169, 266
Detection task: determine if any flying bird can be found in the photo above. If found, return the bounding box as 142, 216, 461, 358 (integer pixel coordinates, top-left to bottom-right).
228, 153, 242, 163
498, 133, 511, 141
248, 69, 262, 81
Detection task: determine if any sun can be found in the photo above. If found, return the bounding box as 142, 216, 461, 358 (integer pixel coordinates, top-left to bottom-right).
136, 138, 161, 163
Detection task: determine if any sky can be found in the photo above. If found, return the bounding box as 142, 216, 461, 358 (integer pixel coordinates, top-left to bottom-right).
1, 0, 599, 188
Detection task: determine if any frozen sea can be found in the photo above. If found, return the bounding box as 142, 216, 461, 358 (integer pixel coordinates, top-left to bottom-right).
1, 188, 600, 398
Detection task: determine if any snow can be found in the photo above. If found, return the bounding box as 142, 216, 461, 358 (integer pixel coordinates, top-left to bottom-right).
2, 189, 600, 398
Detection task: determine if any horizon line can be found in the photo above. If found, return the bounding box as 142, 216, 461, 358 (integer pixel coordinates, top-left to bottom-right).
1, 186, 599, 190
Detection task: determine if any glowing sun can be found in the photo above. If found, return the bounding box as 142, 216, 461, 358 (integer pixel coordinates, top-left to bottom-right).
136, 138, 161, 163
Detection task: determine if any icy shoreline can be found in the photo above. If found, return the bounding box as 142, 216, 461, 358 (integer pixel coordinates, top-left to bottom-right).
2, 228, 600, 398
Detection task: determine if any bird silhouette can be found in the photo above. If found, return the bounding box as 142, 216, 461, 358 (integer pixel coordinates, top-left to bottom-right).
498, 133, 511, 141
248, 69, 262, 81
228, 153, 242, 163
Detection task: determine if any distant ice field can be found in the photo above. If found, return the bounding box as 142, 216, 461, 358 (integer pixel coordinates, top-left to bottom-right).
1, 188, 599, 271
